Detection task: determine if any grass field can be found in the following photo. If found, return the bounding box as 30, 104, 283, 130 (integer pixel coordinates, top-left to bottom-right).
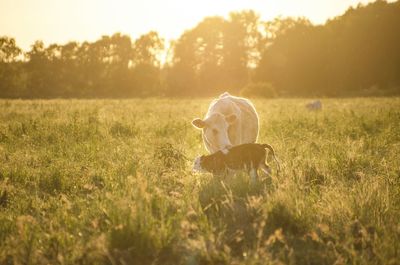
0, 98, 399, 265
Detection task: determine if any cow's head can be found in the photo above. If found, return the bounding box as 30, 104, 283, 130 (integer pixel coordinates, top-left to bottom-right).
192, 113, 237, 151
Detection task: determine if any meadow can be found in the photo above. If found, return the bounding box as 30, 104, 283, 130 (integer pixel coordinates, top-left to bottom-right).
0, 98, 399, 265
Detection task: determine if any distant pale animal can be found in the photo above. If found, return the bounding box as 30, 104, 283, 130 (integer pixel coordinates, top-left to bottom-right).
306, 100, 322, 111
192, 143, 280, 182
192, 92, 259, 153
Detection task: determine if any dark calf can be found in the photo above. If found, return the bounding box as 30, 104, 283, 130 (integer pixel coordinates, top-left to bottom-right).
193, 143, 280, 182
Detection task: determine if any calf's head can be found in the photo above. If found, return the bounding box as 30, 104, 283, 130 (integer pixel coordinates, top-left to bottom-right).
192, 113, 237, 151
192, 156, 206, 172
192, 152, 225, 173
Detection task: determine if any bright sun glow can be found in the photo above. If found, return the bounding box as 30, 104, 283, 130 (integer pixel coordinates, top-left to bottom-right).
1, 0, 381, 50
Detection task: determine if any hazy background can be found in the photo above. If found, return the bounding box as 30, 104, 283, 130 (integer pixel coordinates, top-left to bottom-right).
1, 0, 381, 50
1, 0, 399, 98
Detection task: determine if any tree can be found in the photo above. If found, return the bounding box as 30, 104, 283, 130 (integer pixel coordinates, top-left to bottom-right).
256, 1, 400, 96
223, 10, 263, 91
131, 31, 165, 96
25, 41, 51, 97
133, 31, 164, 67
256, 17, 327, 96
0, 37, 23, 97
167, 11, 264, 96
0, 37, 21, 63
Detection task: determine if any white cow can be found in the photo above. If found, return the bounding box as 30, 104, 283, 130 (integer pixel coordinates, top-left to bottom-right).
192, 92, 259, 153
306, 100, 322, 111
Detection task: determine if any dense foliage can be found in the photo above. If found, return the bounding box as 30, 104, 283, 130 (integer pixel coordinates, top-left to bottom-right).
1, 0, 399, 98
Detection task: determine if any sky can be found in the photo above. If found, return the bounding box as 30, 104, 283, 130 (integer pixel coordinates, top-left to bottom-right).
0, 0, 383, 50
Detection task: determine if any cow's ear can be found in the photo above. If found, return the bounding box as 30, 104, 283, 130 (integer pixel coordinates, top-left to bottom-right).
225, 114, 237, 124
192, 118, 206, 129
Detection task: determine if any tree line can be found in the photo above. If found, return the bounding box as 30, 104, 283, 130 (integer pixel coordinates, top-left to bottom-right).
1, 0, 399, 98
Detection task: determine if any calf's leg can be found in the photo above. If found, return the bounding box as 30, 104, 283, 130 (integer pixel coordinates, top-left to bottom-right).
260, 163, 272, 177
249, 167, 259, 183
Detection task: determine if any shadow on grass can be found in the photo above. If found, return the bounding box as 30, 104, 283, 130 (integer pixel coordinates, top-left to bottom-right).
196, 172, 374, 265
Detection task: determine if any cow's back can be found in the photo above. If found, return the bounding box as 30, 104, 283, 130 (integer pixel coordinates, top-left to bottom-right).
207, 93, 259, 145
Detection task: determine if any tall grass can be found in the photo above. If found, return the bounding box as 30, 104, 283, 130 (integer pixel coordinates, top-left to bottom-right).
0, 98, 399, 264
